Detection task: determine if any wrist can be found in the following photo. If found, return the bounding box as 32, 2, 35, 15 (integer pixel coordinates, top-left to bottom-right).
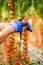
9, 20, 18, 32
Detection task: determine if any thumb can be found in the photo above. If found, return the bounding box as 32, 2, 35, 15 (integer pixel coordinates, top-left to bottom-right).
27, 23, 32, 32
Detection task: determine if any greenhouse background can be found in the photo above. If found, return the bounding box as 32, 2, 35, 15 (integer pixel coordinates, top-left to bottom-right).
0, 0, 43, 65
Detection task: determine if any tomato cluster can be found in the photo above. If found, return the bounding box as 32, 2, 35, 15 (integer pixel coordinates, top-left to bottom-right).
5, 0, 29, 65
22, 19, 29, 64
8, 0, 14, 19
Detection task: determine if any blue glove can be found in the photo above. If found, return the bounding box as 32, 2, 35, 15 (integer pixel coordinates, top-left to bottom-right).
9, 20, 32, 32
22, 22, 32, 32
9, 20, 22, 32
26, 22, 32, 32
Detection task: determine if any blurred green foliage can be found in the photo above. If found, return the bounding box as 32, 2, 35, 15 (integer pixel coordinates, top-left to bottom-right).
33, 0, 43, 17
0, 0, 43, 21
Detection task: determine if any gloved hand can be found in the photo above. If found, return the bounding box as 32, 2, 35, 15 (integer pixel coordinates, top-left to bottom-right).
22, 22, 32, 32
9, 20, 32, 32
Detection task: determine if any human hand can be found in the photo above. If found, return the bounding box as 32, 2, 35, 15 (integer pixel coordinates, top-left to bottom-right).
9, 20, 32, 32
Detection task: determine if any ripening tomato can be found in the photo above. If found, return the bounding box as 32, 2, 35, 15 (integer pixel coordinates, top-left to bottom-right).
9, 6, 13, 10
15, 54, 19, 57
6, 52, 10, 56
8, 3, 12, 8
8, 1, 12, 4
22, 27, 26, 30
25, 59, 28, 62
22, 50, 26, 53
9, 15, 14, 19
22, 36, 26, 41
9, 59, 12, 63
23, 20, 26, 24
6, 48, 10, 51
14, 49, 18, 53
9, 57, 12, 59
22, 53, 26, 57
25, 55, 28, 59
16, 57, 19, 61
9, 35, 13, 38
22, 32, 25, 35
7, 44, 13, 47
22, 41, 27, 45
16, 61, 20, 65
13, 46, 17, 49
5, 45, 11, 49
24, 63, 27, 65
10, 10, 14, 15
22, 46, 27, 50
